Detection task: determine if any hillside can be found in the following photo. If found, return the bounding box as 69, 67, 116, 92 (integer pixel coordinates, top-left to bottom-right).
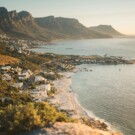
19, 122, 122, 135
0, 7, 112, 41
0, 54, 19, 65
89, 25, 124, 37
35, 16, 111, 39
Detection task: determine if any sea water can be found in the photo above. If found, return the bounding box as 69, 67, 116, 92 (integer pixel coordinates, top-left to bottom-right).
71, 64, 135, 135
32, 38, 135, 135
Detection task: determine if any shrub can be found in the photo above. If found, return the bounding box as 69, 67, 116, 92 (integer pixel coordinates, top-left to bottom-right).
0, 102, 75, 134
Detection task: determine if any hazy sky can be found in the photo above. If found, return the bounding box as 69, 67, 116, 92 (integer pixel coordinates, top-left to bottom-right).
1, 0, 135, 35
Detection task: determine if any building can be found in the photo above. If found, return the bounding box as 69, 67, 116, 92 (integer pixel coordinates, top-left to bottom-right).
18, 69, 33, 80
2, 73, 12, 81
35, 75, 46, 83
0, 66, 11, 71
12, 82, 23, 89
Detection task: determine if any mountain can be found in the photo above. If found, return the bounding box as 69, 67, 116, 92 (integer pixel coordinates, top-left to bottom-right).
89, 25, 124, 37
35, 16, 111, 39
0, 7, 66, 41
0, 7, 112, 41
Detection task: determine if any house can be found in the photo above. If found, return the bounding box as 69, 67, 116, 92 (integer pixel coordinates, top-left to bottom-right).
22, 69, 33, 76
36, 84, 51, 91
0, 66, 11, 71
30, 89, 48, 101
48, 72, 55, 75
2, 73, 12, 81
12, 82, 23, 89
35, 75, 46, 83
0, 97, 11, 103
14, 67, 22, 74
44, 71, 55, 76
18, 69, 33, 80
29, 83, 51, 102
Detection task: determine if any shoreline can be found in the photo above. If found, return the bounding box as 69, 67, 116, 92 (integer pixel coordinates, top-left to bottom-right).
27, 42, 128, 134
50, 72, 88, 119
50, 71, 122, 133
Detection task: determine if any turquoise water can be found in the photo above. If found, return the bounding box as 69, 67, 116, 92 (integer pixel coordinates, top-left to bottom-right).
32, 38, 135, 135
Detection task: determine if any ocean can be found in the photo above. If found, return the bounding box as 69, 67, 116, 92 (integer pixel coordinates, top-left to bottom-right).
32, 38, 135, 135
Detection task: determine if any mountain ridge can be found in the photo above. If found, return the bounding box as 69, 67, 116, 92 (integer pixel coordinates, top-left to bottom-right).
89, 25, 124, 37
35, 16, 111, 39
0, 7, 123, 41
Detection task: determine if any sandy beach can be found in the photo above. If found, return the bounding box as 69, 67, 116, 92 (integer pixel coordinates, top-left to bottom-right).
50, 72, 88, 119
49, 71, 121, 133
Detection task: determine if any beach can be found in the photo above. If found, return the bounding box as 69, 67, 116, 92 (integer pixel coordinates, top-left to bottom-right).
49, 71, 118, 132
50, 72, 88, 119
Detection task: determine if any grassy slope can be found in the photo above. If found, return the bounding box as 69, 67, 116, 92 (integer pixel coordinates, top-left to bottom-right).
0, 54, 19, 65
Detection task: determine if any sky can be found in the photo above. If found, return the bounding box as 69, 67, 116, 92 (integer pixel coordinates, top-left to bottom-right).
0, 0, 135, 35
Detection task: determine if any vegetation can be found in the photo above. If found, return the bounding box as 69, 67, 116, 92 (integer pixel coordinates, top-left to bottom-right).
0, 102, 75, 134
0, 43, 41, 72
25, 54, 50, 65
0, 77, 33, 107
0, 77, 76, 135
47, 86, 57, 97
0, 54, 19, 65
17, 60, 41, 72
0, 42, 78, 135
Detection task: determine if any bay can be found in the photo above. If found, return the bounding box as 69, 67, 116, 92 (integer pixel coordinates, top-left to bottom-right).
32, 38, 135, 135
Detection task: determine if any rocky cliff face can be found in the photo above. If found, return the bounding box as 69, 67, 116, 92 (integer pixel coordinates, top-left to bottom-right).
9, 10, 18, 18
0, 8, 33, 23
0, 7, 10, 25
0, 7, 32, 28
0, 7, 9, 18
18, 11, 34, 25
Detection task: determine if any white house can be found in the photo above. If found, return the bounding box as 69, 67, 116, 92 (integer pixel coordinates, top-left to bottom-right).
18, 69, 33, 80
2, 74, 12, 81
14, 67, 22, 75
0, 66, 11, 71
12, 82, 23, 89
30, 89, 48, 101
35, 75, 46, 83
36, 84, 51, 91
44, 71, 55, 76
22, 69, 33, 76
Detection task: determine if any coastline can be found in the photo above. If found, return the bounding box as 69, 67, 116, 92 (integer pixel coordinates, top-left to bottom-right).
50, 72, 88, 119
28, 42, 128, 134
50, 71, 122, 134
